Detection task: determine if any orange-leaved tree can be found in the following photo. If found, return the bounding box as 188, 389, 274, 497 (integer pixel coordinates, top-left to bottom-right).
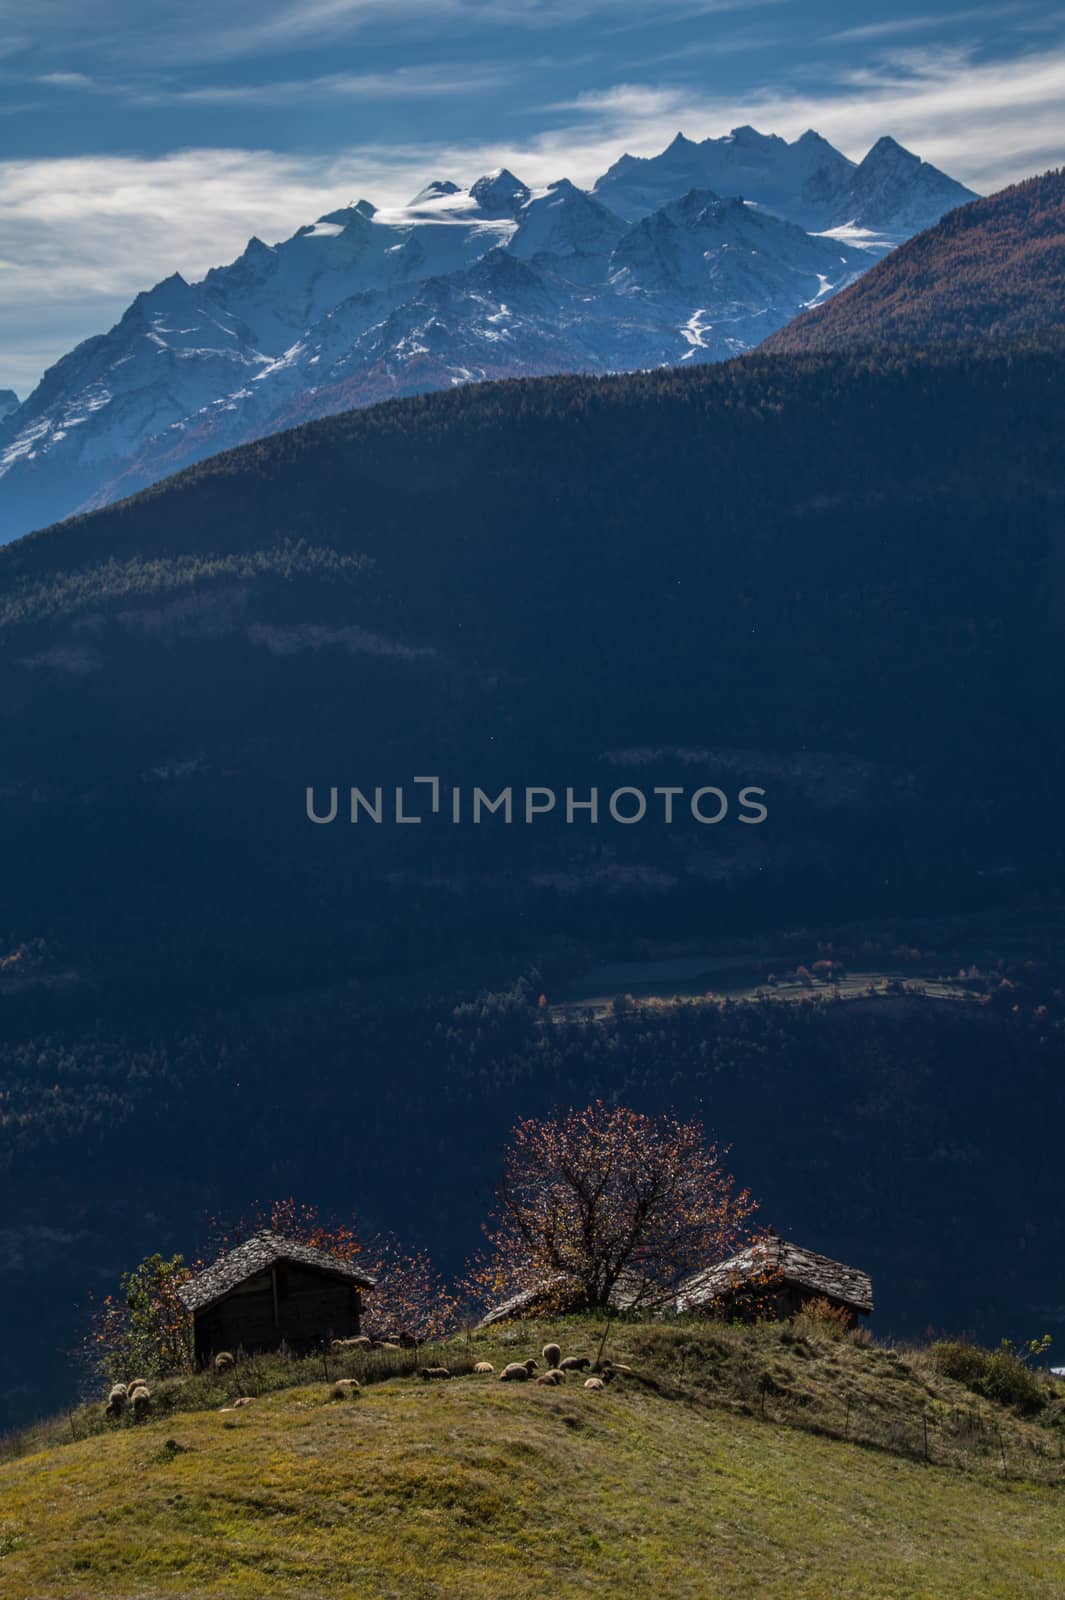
83, 1252, 196, 1383
467, 1101, 758, 1318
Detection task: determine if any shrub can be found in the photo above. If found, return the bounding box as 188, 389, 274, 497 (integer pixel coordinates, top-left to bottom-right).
930, 1341, 987, 1388
793, 1298, 853, 1340
977, 1352, 1047, 1414
930, 1341, 1046, 1415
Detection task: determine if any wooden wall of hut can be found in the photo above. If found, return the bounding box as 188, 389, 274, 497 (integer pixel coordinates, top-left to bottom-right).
192, 1263, 363, 1363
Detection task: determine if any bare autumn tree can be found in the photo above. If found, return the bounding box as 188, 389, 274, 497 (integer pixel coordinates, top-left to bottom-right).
468, 1102, 758, 1317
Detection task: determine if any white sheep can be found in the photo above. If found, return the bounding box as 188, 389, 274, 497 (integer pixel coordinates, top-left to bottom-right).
473, 1361, 495, 1375
583, 1377, 606, 1391
104, 1383, 127, 1420
499, 1359, 539, 1382
542, 1342, 562, 1369
129, 1384, 152, 1418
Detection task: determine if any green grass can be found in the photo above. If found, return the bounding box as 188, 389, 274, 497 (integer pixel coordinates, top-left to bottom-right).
1, 1320, 1062, 1599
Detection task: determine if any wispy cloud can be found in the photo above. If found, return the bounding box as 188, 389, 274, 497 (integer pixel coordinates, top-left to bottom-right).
638, 26, 784, 67
35, 69, 99, 87
31, 63, 510, 105
142, 65, 510, 104
825, 5, 1029, 45
153, 0, 780, 62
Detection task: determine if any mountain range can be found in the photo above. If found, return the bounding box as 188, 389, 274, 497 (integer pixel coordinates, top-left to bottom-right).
593, 127, 972, 234
0, 128, 974, 543
763, 168, 1065, 352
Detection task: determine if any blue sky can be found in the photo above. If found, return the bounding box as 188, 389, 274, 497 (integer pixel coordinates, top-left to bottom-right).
2, 0, 1065, 395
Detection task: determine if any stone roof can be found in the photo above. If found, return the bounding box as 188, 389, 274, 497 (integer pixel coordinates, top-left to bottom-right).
177, 1231, 376, 1313
476, 1270, 662, 1329
676, 1236, 874, 1315
475, 1281, 565, 1329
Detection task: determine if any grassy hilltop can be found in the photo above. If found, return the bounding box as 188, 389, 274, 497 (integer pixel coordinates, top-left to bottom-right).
2, 1318, 1063, 1600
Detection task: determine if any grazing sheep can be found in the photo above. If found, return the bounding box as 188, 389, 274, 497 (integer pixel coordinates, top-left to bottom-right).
332, 1379, 361, 1400
213, 1351, 235, 1371
127, 1377, 149, 1392
559, 1356, 590, 1372
499, 1359, 539, 1382
333, 1335, 373, 1351
535, 1370, 565, 1387
420, 1366, 451, 1380
105, 1382, 127, 1412
377, 1341, 401, 1352
473, 1361, 495, 1375
583, 1377, 606, 1391
220, 1396, 255, 1412
129, 1385, 152, 1418
542, 1342, 562, 1369
104, 1385, 127, 1420
602, 1361, 633, 1377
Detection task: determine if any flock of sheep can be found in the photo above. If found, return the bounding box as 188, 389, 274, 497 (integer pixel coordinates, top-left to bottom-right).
104, 1379, 152, 1420
103, 1338, 633, 1420
331, 1335, 407, 1353
422, 1341, 633, 1393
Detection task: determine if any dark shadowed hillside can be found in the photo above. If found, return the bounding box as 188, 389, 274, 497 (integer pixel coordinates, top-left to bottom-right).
763, 171, 1065, 352
3, 338, 1064, 913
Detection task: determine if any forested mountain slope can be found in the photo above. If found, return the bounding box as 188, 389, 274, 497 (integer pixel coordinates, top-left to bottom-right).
764, 170, 1065, 351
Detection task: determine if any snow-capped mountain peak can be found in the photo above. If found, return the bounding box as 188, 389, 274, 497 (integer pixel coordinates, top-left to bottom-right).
509, 179, 627, 260
468, 168, 531, 216
842, 137, 974, 234
410, 180, 462, 204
